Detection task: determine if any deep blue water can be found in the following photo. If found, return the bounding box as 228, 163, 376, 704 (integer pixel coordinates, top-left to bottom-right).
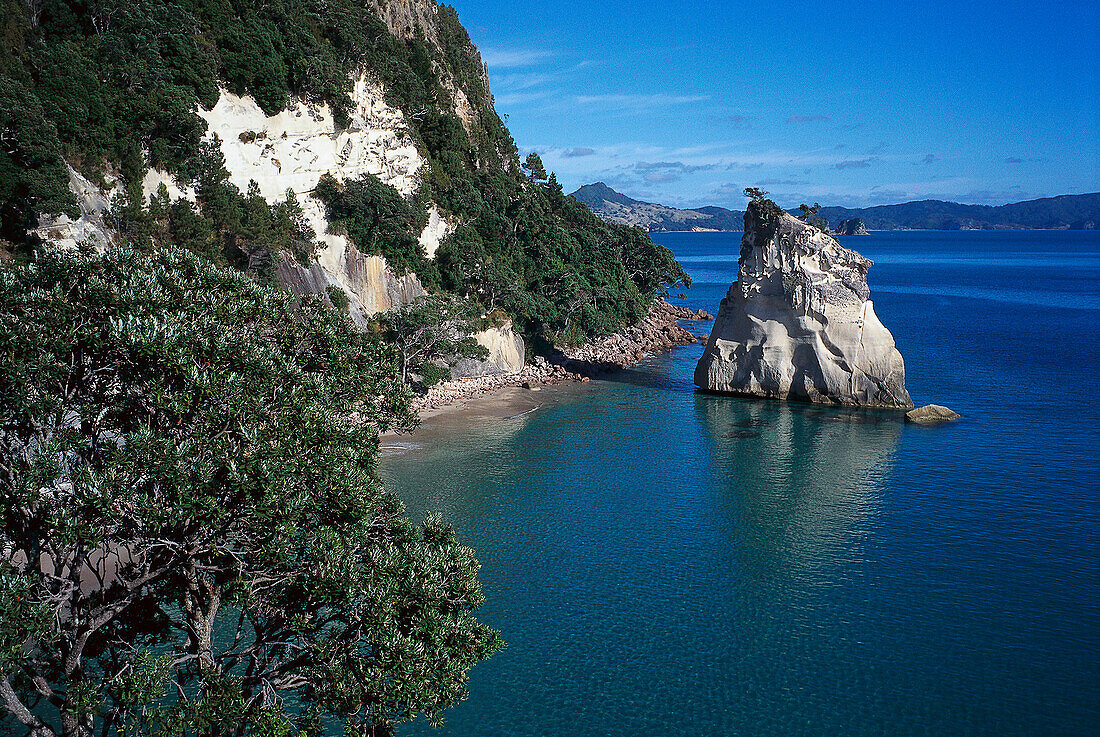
384, 230, 1100, 737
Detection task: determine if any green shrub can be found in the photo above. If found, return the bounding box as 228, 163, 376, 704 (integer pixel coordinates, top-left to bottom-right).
0, 244, 500, 735
327, 283, 351, 312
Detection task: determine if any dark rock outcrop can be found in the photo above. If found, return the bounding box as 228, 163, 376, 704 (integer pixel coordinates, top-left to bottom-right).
834, 217, 869, 236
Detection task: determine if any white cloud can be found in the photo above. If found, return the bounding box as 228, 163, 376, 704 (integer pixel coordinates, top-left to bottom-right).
573, 94, 710, 109
480, 48, 555, 69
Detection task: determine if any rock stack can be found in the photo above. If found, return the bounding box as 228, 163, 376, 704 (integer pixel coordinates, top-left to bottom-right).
695, 200, 912, 408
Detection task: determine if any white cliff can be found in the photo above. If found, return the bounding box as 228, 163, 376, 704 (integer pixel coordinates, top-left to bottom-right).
193, 73, 450, 321
32, 166, 115, 249
35, 71, 455, 325
419, 205, 454, 260
451, 320, 526, 378
33, 69, 516, 375
695, 201, 912, 408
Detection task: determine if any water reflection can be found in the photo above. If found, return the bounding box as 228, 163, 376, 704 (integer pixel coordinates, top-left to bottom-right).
380, 384, 595, 523
695, 394, 901, 592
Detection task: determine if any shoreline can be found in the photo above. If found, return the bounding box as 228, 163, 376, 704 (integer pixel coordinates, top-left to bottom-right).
399, 299, 711, 426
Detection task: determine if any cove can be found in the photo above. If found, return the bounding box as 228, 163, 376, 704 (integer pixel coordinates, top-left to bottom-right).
384, 230, 1100, 737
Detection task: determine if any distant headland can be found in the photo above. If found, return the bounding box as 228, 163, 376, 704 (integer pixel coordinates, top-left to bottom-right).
571, 182, 1100, 233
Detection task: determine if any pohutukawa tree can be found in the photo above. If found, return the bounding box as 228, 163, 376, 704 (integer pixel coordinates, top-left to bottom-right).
0, 244, 501, 736
377, 294, 488, 387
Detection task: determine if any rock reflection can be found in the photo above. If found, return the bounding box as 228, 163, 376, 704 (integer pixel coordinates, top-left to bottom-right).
696, 394, 901, 592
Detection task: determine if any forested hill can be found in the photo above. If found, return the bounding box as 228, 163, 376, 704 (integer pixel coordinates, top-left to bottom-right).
574, 182, 1100, 232
571, 183, 744, 232
817, 194, 1100, 230
0, 0, 687, 346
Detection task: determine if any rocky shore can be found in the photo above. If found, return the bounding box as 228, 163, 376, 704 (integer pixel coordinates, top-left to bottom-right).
410, 300, 710, 414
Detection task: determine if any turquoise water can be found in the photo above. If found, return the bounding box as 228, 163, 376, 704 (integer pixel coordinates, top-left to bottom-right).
385, 230, 1100, 737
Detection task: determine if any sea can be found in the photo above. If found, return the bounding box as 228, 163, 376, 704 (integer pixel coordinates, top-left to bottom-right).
384, 230, 1100, 737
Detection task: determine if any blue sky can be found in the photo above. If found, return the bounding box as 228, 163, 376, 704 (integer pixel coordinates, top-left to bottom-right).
447, 0, 1099, 209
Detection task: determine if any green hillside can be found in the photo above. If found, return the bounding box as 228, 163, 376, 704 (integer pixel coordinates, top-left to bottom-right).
0, 0, 686, 344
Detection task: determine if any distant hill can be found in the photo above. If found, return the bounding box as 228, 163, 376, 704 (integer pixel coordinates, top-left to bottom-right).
570, 183, 743, 232
817, 195, 1100, 230
571, 183, 1100, 232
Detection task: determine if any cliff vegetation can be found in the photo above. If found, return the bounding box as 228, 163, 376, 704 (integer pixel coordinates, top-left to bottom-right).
0, 0, 687, 345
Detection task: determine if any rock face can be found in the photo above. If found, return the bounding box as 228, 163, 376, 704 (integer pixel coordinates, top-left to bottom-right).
835, 217, 869, 236
32, 166, 115, 249
905, 405, 960, 425
39, 72, 445, 325
451, 321, 526, 378
695, 201, 912, 408
193, 73, 443, 321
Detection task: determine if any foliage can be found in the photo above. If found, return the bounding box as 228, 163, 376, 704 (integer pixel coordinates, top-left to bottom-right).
744, 188, 787, 221
0, 75, 77, 241
326, 283, 350, 312
0, 244, 501, 736
314, 173, 434, 283
522, 153, 547, 183
434, 170, 690, 344
798, 202, 828, 232
377, 294, 488, 386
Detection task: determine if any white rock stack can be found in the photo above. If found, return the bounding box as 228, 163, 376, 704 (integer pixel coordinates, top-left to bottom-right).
695, 200, 912, 408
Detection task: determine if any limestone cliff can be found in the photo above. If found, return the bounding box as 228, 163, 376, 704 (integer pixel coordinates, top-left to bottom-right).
19, 0, 677, 384
695, 201, 911, 408
451, 320, 526, 378
191, 74, 433, 322
31, 166, 115, 249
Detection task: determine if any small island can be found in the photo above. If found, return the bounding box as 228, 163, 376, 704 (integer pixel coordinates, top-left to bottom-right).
695, 193, 912, 408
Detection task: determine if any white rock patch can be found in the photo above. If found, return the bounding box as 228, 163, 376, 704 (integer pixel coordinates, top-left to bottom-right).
451, 320, 526, 378
194, 73, 431, 317
141, 168, 196, 203
419, 205, 454, 259
32, 165, 114, 249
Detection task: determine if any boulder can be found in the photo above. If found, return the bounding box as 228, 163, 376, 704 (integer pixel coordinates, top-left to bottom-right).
695, 200, 912, 408
905, 405, 961, 425
451, 320, 526, 378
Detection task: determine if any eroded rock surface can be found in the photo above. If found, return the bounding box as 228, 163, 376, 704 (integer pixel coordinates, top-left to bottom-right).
31, 166, 114, 249
695, 201, 912, 408
451, 320, 526, 378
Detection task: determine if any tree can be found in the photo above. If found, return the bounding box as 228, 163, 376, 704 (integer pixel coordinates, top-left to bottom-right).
522, 152, 547, 183
378, 294, 489, 386
0, 77, 77, 243
0, 245, 501, 736
314, 173, 430, 279
798, 202, 828, 232
744, 187, 769, 201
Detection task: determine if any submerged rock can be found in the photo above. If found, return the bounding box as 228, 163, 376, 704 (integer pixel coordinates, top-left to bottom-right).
905, 404, 961, 425
695, 200, 912, 408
